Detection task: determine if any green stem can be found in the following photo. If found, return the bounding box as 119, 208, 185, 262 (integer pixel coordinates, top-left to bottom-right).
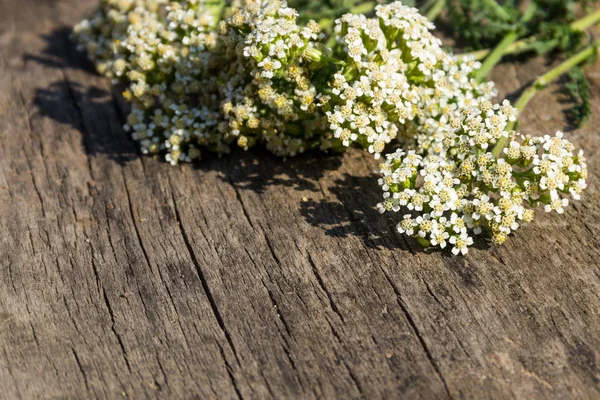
206, 0, 227, 25
474, 2, 538, 82
511, 86, 537, 115
461, 8, 600, 61
349, 1, 376, 15
571, 8, 600, 31
425, 0, 445, 22
462, 37, 535, 61
517, 43, 598, 113
483, 0, 513, 21
474, 30, 519, 82
491, 39, 600, 158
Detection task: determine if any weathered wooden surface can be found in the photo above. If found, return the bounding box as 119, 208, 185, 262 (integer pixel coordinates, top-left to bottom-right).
1, 1, 600, 398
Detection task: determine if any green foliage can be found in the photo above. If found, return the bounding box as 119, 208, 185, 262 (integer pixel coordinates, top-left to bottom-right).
564, 66, 593, 127
442, 0, 597, 127
445, 0, 595, 52
446, 0, 520, 49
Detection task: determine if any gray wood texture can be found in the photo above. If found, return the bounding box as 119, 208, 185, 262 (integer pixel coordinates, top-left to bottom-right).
1, 0, 600, 398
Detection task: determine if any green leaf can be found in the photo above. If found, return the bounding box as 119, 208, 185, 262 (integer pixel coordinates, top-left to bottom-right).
564, 66, 593, 127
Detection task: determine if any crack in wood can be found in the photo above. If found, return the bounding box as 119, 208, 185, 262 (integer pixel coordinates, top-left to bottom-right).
102, 288, 132, 373
217, 342, 244, 400
71, 347, 90, 394
381, 271, 454, 399
169, 189, 241, 364
306, 249, 345, 323
227, 176, 256, 231
241, 245, 302, 380
339, 358, 363, 396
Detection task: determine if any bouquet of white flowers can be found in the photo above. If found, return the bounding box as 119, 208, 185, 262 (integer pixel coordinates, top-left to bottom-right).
73, 0, 588, 255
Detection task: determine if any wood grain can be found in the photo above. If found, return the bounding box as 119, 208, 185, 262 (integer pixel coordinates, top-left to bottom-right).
1, 0, 599, 398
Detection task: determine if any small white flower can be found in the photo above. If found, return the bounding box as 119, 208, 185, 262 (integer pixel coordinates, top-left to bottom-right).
397, 215, 416, 235
449, 233, 473, 255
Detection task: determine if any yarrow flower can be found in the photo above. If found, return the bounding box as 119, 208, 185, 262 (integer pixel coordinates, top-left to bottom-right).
74, 0, 589, 254
73, 0, 491, 162
377, 113, 588, 255
74, 0, 333, 163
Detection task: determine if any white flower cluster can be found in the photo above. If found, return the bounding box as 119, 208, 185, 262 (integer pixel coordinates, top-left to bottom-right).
74, 0, 589, 253
74, 0, 229, 163
73, 0, 169, 76
218, 0, 331, 157
322, 3, 499, 161
74, 0, 336, 163
406, 57, 498, 156
74, 0, 491, 162
377, 100, 588, 254
325, 4, 449, 159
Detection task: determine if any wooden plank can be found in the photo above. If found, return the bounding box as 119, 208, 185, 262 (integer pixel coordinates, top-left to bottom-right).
0, 0, 599, 398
